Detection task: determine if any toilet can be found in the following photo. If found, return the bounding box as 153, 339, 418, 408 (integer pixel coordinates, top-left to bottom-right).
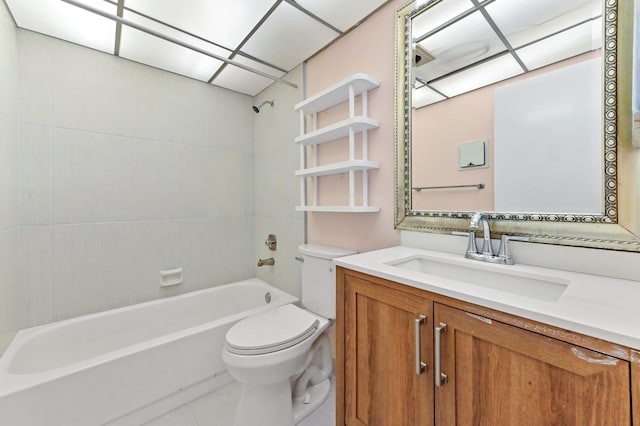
222, 244, 356, 426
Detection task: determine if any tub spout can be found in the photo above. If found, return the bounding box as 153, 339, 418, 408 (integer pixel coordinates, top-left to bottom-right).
257, 257, 275, 267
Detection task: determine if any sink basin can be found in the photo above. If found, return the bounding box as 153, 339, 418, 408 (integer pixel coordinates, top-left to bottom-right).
386, 255, 570, 302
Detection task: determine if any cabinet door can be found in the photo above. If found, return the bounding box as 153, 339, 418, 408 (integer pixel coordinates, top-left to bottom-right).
344, 274, 434, 426
434, 303, 631, 426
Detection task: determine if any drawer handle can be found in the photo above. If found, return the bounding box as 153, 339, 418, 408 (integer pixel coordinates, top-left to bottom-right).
435, 322, 449, 386
415, 315, 427, 375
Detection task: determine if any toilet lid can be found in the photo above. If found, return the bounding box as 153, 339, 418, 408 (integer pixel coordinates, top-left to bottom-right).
225, 304, 319, 355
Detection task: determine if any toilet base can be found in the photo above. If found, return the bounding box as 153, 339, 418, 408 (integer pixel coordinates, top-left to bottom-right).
292, 378, 331, 424
225, 323, 334, 426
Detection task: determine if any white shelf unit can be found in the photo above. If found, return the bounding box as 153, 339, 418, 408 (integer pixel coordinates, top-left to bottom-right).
295, 73, 380, 213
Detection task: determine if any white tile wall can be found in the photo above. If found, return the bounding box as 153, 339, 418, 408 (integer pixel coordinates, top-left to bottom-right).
17, 31, 50, 126
5, 14, 305, 360
207, 149, 254, 217
0, 0, 19, 354
253, 65, 305, 297
19, 124, 51, 225
0, 2, 19, 123
51, 223, 120, 320
17, 226, 53, 328
0, 230, 18, 352
52, 128, 118, 224
207, 87, 254, 154
0, 111, 19, 231
254, 216, 305, 298
14, 30, 257, 328
113, 138, 209, 221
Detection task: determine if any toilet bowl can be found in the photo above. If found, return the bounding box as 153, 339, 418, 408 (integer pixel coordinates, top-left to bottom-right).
222, 244, 356, 426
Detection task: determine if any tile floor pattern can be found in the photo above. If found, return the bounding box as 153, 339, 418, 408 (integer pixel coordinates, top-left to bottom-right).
145, 377, 336, 426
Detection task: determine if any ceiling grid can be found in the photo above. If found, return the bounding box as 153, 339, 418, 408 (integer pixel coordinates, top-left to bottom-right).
411, 0, 603, 107
5, 0, 391, 96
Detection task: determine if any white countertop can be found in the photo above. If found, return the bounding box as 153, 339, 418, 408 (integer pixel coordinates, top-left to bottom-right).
334, 246, 640, 351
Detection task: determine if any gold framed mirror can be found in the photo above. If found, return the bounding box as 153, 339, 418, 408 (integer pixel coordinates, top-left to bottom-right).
395, 0, 640, 251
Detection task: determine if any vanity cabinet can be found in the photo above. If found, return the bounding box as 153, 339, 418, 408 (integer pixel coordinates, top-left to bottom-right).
434, 303, 630, 425
336, 267, 636, 426
341, 273, 434, 425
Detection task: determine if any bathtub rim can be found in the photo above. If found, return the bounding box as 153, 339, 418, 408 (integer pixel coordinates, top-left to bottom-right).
0, 278, 298, 397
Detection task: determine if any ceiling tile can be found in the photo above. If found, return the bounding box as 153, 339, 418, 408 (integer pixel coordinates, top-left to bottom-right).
242, 2, 339, 71
516, 19, 602, 71
6, 0, 116, 53
212, 54, 289, 96
294, 0, 388, 32
213, 67, 283, 97
124, 0, 276, 50
412, 0, 474, 42
119, 11, 228, 82
486, 0, 601, 49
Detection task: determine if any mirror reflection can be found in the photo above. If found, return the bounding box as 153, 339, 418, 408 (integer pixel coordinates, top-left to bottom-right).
410, 0, 605, 214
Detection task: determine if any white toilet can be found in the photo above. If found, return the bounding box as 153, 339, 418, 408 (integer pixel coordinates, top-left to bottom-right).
222, 244, 356, 426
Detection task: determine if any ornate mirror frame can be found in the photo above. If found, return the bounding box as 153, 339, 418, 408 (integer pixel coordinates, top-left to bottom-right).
395, 0, 640, 252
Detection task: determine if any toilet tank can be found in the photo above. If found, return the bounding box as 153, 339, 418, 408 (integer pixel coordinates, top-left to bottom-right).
299, 244, 356, 319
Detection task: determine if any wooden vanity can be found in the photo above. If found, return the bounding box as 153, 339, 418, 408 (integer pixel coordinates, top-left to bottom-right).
336, 266, 640, 425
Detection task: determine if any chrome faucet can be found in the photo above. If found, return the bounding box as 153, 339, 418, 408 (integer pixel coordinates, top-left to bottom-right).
453, 212, 530, 265
469, 212, 494, 257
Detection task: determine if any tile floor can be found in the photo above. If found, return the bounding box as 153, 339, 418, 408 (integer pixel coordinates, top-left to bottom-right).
298, 377, 335, 426
145, 377, 335, 426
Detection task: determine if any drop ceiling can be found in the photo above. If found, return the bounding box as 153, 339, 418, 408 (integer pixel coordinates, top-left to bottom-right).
411, 0, 603, 108
4, 0, 390, 96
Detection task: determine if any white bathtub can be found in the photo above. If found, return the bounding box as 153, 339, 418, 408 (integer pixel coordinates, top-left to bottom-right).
0, 278, 297, 425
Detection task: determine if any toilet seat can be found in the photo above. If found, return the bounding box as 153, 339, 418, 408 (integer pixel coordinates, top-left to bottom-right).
226, 304, 320, 355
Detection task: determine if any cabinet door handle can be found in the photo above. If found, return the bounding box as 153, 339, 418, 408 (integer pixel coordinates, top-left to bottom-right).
415, 315, 427, 375
435, 322, 448, 386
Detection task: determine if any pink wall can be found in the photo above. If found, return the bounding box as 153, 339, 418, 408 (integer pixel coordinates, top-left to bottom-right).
412, 86, 495, 211
304, 0, 405, 252
411, 52, 599, 212
304, 1, 598, 253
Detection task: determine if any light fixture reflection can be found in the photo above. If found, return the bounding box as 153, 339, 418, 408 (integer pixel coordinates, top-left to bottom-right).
515, 18, 602, 71
413, 86, 447, 108
430, 53, 524, 98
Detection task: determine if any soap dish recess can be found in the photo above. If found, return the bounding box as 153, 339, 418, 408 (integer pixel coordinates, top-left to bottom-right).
160, 267, 183, 287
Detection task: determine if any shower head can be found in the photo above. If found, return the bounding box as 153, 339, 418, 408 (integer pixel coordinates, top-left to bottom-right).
252, 100, 274, 113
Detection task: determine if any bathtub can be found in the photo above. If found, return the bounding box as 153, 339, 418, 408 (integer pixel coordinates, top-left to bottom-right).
0, 278, 297, 425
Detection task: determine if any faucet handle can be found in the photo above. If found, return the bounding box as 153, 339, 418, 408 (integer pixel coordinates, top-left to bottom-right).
452, 231, 478, 255
497, 235, 530, 263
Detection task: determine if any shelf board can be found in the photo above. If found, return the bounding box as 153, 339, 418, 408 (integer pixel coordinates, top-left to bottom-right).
294, 73, 380, 115
295, 160, 380, 178
295, 205, 380, 213
295, 116, 380, 146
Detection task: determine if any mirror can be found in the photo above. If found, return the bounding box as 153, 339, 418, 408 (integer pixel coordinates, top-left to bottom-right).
395, 0, 640, 251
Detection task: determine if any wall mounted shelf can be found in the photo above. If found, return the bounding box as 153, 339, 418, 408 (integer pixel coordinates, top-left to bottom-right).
295, 160, 380, 178
294, 117, 379, 146
296, 206, 380, 213
295, 73, 380, 213
295, 73, 380, 115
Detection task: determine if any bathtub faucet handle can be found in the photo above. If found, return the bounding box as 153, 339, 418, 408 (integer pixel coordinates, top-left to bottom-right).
264, 234, 277, 251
